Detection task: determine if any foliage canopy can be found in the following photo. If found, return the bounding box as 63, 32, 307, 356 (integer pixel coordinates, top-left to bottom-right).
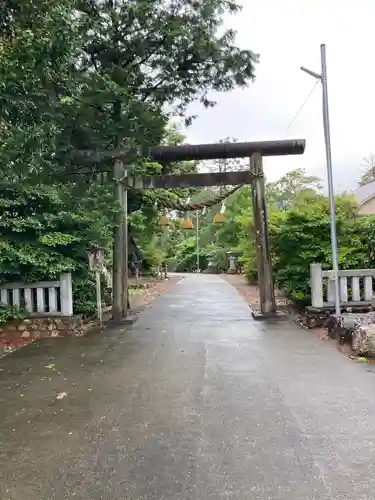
0, 0, 259, 316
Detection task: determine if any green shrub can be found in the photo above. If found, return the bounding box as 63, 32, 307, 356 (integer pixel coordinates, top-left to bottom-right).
0, 305, 25, 325
174, 238, 210, 272
72, 272, 112, 318
269, 196, 370, 305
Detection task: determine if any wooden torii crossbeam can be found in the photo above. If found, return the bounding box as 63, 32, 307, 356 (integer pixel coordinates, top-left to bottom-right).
140, 138, 305, 162
124, 169, 255, 189
112, 138, 306, 321
66, 139, 305, 169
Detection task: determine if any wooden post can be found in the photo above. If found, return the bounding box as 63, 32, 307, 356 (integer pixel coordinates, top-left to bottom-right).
123, 180, 129, 317
95, 270, 102, 324
250, 153, 276, 315
112, 159, 125, 321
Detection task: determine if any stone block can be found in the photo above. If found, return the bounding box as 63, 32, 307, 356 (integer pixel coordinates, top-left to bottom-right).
0, 313, 87, 342
328, 312, 375, 356
352, 312, 375, 357
251, 310, 288, 322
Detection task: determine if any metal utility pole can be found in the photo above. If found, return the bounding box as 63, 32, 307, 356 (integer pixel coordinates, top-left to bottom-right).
301, 44, 340, 317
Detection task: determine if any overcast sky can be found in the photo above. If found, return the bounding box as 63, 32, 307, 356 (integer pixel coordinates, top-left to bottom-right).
180, 0, 374, 192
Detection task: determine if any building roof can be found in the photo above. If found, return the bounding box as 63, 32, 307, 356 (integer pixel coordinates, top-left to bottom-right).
355, 179, 375, 205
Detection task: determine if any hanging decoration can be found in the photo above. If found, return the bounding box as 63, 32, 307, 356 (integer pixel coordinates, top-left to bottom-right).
213, 200, 227, 225
180, 217, 194, 230
179, 197, 194, 229
212, 212, 226, 225
158, 211, 170, 227
129, 184, 242, 212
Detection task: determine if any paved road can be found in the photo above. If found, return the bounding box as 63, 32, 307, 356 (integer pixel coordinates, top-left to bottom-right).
2, 274, 375, 499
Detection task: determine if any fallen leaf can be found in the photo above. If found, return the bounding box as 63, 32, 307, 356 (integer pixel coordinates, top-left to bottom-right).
56, 391, 68, 400
46, 364, 56, 370
357, 357, 368, 363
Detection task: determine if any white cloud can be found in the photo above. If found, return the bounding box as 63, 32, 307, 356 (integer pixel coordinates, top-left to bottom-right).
181, 0, 375, 192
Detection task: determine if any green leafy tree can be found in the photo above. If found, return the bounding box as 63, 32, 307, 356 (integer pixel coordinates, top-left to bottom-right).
0, 182, 116, 316
0, 0, 81, 182
58, 0, 258, 175
267, 168, 322, 211
0, 0, 260, 315
359, 153, 375, 185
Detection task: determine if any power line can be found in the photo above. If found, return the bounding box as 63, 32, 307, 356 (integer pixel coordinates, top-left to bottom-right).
283, 80, 319, 136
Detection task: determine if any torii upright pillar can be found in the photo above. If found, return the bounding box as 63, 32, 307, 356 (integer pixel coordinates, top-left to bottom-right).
250, 153, 277, 318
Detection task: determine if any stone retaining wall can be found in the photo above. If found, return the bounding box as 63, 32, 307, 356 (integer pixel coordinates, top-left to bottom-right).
0, 316, 84, 342
326, 312, 375, 357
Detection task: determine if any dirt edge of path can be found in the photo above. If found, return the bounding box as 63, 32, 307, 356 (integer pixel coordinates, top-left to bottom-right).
222, 274, 355, 357
128, 275, 184, 314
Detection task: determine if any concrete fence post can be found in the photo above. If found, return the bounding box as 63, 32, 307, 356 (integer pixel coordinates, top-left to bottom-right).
310, 263, 324, 308
60, 273, 73, 316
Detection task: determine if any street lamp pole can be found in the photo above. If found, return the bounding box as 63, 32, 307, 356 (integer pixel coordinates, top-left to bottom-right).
301, 44, 340, 317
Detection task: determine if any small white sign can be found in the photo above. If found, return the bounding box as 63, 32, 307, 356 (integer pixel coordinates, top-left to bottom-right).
87, 247, 105, 272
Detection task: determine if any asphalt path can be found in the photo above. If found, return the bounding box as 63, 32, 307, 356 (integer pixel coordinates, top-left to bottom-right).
1, 274, 375, 499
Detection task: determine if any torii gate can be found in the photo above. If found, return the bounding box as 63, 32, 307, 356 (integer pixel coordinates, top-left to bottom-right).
111, 139, 306, 321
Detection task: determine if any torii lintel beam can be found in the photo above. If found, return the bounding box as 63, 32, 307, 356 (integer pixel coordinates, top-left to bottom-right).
66, 138, 306, 167
142, 139, 306, 163
123, 139, 306, 189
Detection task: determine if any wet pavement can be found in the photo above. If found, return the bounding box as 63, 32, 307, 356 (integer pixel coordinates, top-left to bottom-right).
2, 274, 375, 499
